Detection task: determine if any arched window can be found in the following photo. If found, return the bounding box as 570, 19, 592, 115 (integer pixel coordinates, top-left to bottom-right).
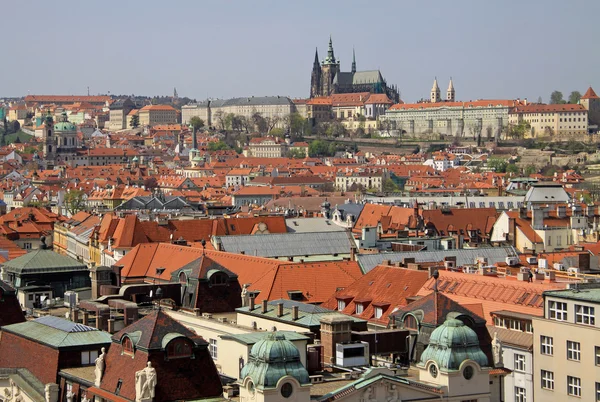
122, 336, 134, 355
178, 272, 187, 284
210, 272, 228, 286
167, 339, 192, 359
403, 315, 418, 330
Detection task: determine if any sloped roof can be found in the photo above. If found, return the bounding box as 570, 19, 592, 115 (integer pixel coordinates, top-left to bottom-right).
237, 299, 365, 328
357, 247, 517, 274
321, 266, 429, 324
2, 249, 86, 274
213, 231, 353, 258
112, 309, 205, 351
2, 316, 111, 348
581, 86, 599, 100
390, 290, 486, 327
416, 270, 564, 323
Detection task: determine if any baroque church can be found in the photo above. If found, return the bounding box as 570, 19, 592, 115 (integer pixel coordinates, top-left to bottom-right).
310, 37, 400, 103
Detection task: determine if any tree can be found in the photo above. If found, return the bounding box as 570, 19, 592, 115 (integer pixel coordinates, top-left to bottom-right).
507, 121, 531, 139
326, 121, 346, 138
239, 116, 253, 133
264, 116, 280, 134
288, 148, 306, 159
64, 190, 86, 215
252, 112, 267, 133
505, 164, 520, 175
549, 91, 565, 104
568, 91, 582, 104
286, 112, 307, 139
214, 111, 225, 130
207, 141, 230, 151
189, 116, 205, 133
382, 178, 399, 193
487, 157, 508, 173
537, 96, 543, 104
223, 113, 235, 131
130, 114, 140, 128
524, 165, 537, 176
269, 127, 285, 137
308, 140, 335, 157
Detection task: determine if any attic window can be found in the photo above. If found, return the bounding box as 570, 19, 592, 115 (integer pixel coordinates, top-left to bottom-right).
288, 291, 303, 301
403, 315, 418, 330
115, 379, 123, 395
210, 272, 228, 286
122, 337, 134, 356
167, 338, 193, 359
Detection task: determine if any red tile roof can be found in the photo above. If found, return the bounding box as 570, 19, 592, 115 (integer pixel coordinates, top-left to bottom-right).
416, 270, 564, 323
511, 104, 587, 113
581, 86, 599, 100
322, 266, 430, 324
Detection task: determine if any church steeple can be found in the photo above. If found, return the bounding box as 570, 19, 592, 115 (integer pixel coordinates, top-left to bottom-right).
431, 77, 441, 103
351, 48, 356, 74
447, 77, 455, 102
313, 47, 320, 67
324, 35, 337, 65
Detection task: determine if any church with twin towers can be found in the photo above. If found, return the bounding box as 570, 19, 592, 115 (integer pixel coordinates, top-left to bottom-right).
310, 37, 400, 103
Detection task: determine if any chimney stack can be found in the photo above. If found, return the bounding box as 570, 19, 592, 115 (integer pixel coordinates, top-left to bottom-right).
292, 305, 299, 320
277, 302, 284, 317
108, 318, 115, 334
250, 297, 255, 311
262, 299, 268, 314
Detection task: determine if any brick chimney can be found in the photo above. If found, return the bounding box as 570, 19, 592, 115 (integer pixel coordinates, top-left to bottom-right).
292, 305, 299, 321
319, 315, 353, 367
277, 302, 284, 317
250, 297, 255, 311
262, 299, 268, 314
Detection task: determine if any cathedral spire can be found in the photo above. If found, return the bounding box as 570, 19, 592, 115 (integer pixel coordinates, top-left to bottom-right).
431, 77, 441, 103
324, 35, 337, 65
447, 77, 455, 102
351, 47, 356, 74
313, 47, 320, 67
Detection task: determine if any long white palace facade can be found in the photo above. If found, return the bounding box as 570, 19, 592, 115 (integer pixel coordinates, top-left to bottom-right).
381, 78, 526, 138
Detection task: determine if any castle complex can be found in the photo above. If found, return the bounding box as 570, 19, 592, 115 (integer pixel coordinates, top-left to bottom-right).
310, 37, 400, 103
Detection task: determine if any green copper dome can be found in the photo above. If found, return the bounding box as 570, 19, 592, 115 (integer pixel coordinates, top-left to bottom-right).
54, 113, 76, 131
240, 332, 309, 389
419, 318, 488, 371
54, 121, 77, 131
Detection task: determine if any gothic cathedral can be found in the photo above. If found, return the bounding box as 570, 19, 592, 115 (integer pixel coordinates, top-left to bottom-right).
310, 37, 400, 103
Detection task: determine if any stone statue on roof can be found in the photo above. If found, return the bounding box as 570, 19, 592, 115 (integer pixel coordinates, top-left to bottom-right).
94, 347, 106, 386
135, 362, 157, 402
44, 384, 59, 402
241, 283, 250, 307
492, 331, 503, 366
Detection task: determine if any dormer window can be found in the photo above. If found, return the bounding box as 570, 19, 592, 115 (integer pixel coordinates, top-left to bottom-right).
337, 299, 346, 311
167, 338, 193, 359
355, 303, 364, 314
210, 272, 228, 286
122, 336, 134, 356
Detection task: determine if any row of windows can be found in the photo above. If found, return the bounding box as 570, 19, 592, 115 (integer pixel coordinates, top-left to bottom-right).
337, 299, 385, 319
540, 335, 600, 364
540, 370, 600, 399
548, 301, 595, 325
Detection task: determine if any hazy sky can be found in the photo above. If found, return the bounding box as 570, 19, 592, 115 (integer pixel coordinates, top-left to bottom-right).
3, 1, 598, 103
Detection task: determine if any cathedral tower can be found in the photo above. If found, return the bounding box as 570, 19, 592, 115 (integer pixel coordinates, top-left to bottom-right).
447, 78, 455, 102
351, 48, 356, 74
320, 36, 340, 97
430, 77, 441, 103
310, 48, 322, 98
